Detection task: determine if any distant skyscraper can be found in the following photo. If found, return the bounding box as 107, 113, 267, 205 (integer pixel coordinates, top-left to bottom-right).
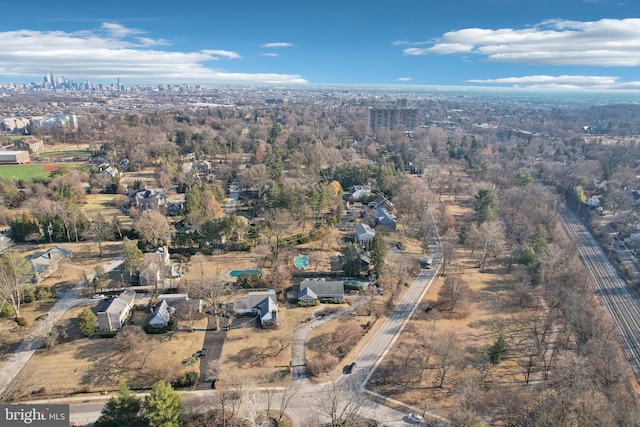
368, 108, 418, 131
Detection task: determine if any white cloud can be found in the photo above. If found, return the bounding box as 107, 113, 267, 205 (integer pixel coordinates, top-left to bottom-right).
0, 24, 307, 85
261, 53, 279, 57
200, 50, 241, 59
398, 77, 412, 81
402, 18, 640, 67
261, 42, 295, 48
466, 74, 640, 90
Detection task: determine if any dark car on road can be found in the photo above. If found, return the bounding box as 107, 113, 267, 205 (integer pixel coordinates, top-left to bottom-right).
343, 362, 357, 374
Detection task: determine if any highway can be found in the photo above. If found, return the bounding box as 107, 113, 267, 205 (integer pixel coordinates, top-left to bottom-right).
561, 209, 640, 382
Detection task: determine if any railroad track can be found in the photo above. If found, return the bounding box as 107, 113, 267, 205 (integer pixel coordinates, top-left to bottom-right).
561, 209, 640, 382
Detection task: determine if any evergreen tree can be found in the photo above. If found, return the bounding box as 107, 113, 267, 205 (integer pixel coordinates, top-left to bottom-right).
488, 332, 508, 365
95, 383, 141, 427
369, 232, 387, 278
144, 381, 182, 427
77, 306, 96, 337
122, 237, 144, 278
474, 189, 499, 225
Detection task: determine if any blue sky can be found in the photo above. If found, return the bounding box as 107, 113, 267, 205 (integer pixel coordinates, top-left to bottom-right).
2, 0, 640, 89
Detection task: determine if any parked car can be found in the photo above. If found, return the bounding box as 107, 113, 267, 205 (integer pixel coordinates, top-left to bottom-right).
200, 348, 207, 357
405, 414, 424, 424
91, 294, 106, 300
343, 362, 357, 374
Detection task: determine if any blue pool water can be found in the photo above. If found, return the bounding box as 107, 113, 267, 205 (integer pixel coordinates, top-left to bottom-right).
294, 255, 309, 269
228, 269, 260, 278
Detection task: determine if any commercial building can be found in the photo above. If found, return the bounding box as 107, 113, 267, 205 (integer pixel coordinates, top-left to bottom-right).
0, 150, 30, 164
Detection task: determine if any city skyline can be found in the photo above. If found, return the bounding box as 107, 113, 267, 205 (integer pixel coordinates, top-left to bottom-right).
2, 0, 640, 90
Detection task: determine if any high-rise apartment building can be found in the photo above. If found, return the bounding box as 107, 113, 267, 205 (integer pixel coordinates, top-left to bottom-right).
368, 108, 418, 131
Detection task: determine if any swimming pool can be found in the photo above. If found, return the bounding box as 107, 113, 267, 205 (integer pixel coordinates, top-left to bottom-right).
343, 279, 371, 288
294, 255, 309, 269
228, 269, 261, 278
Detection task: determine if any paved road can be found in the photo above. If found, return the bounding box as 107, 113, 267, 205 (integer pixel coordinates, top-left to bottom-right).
561, 209, 640, 382
0, 257, 124, 399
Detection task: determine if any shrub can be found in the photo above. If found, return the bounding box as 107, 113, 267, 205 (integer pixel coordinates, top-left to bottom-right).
174, 371, 199, 389
0, 303, 15, 318
297, 300, 319, 307
16, 317, 28, 326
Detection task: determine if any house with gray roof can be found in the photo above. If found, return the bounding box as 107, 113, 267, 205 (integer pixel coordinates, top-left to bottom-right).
28, 245, 73, 283
148, 299, 174, 329
233, 289, 278, 326
354, 223, 376, 244
96, 289, 136, 332
376, 207, 397, 230
298, 278, 345, 303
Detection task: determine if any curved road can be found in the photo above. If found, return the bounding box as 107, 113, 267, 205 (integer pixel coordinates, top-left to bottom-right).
561, 209, 640, 382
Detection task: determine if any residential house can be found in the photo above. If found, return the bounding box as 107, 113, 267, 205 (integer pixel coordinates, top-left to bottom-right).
101, 165, 121, 181
96, 289, 136, 332
376, 207, 397, 230
298, 278, 345, 303
330, 253, 370, 272
139, 247, 178, 287
354, 223, 376, 244
350, 185, 372, 200
148, 299, 174, 329
234, 289, 278, 326
128, 189, 166, 210
156, 293, 202, 315
28, 246, 73, 283
368, 195, 394, 211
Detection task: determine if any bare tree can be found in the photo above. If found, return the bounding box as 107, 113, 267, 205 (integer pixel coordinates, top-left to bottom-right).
113, 325, 153, 370
437, 274, 469, 312
469, 220, 504, 271
432, 329, 460, 388
133, 209, 174, 249
185, 254, 230, 331
83, 212, 114, 257
0, 252, 33, 318
316, 377, 364, 426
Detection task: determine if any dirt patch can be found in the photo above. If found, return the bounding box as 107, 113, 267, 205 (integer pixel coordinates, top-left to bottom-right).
41, 164, 59, 172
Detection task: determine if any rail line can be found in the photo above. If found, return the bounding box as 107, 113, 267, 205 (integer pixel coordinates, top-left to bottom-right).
561, 209, 640, 382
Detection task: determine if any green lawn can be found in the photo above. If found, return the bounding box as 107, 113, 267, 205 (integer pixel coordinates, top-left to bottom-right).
0, 164, 54, 180
0, 163, 85, 181
34, 150, 92, 159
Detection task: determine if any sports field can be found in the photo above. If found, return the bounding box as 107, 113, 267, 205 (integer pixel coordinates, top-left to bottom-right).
0, 163, 72, 181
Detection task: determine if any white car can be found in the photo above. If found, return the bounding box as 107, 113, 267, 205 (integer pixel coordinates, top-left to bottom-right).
405, 414, 424, 424
91, 294, 106, 300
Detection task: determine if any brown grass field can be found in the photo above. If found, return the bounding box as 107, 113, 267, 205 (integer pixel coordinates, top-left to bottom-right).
82, 194, 132, 226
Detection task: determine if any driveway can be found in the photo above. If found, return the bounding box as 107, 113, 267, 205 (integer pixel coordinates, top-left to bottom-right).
195, 312, 229, 390
0, 257, 124, 399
